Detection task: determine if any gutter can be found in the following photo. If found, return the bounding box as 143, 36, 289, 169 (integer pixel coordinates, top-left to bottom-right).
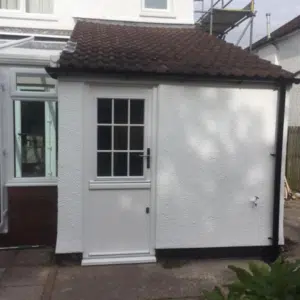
271, 83, 286, 261
45, 67, 300, 85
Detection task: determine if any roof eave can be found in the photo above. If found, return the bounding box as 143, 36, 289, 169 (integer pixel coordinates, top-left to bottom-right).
45, 66, 299, 85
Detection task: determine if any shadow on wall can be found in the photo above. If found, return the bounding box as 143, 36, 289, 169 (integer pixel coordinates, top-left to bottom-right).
156, 84, 278, 249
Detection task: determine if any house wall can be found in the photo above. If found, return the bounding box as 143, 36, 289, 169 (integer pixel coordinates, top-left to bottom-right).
0, 187, 57, 247
56, 79, 285, 254
255, 30, 300, 126
56, 80, 85, 253
155, 84, 282, 248
0, 0, 194, 31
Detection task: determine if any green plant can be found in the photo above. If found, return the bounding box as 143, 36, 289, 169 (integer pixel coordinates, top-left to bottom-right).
203, 257, 300, 300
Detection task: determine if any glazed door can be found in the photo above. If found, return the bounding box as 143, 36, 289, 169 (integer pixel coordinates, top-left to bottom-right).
83, 85, 154, 263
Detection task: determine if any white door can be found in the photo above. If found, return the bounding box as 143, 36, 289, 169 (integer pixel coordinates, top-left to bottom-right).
83, 85, 155, 265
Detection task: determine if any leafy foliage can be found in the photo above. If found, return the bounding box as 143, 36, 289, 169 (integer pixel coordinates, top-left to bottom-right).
203, 258, 300, 300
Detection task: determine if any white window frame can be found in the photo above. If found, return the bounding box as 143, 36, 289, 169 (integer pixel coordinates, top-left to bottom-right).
140, 0, 175, 18
7, 68, 58, 186
0, 0, 56, 21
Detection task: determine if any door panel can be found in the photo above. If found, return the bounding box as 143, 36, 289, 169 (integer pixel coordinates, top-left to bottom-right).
86, 189, 150, 255
83, 86, 152, 259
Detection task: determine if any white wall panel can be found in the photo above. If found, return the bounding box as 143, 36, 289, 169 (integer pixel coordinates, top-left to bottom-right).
56, 80, 85, 253
155, 84, 280, 248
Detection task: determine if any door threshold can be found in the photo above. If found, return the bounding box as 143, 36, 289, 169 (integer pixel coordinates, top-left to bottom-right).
82, 255, 156, 266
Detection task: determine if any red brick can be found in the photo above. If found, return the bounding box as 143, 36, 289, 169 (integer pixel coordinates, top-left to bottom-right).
0, 187, 57, 247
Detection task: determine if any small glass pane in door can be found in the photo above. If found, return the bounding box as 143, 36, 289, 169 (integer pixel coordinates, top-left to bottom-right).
97, 98, 146, 178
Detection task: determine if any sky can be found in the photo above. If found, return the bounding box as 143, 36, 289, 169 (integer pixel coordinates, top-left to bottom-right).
199, 0, 300, 47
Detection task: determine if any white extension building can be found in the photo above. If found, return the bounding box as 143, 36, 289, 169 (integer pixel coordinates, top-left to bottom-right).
0, 0, 298, 265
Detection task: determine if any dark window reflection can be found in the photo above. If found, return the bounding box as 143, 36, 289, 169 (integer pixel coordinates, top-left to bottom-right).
114, 153, 127, 176
98, 98, 112, 124
130, 152, 143, 176
97, 153, 111, 176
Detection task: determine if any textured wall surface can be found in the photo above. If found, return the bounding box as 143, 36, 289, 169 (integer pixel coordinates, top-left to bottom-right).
255, 32, 300, 126
155, 84, 282, 248
56, 80, 85, 253
0, 0, 194, 30
0, 187, 57, 247
288, 81, 300, 126
255, 44, 279, 65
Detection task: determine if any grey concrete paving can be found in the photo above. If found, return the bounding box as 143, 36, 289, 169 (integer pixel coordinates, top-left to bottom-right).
0, 200, 299, 300
50, 259, 246, 300
0, 286, 44, 300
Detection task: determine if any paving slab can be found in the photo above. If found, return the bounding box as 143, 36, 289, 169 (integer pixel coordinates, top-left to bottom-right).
0, 268, 5, 280
50, 259, 247, 300
14, 248, 54, 266
0, 250, 17, 268
1, 266, 50, 287
0, 285, 43, 300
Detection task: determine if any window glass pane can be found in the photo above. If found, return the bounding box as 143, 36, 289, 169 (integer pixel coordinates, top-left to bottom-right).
97, 153, 111, 176
97, 126, 111, 150
45, 101, 57, 177
130, 153, 143, 176
98, 98, 112, 124
114, 153, 127, 176
130, 127, 144, 150
14, 101, 45, 177
26, 0, 53, 14
130, 100, 144, 124
16, 74, 56, 93
0, 0, 19, 9
144, 0, 167, 9
114, 99, 128, 124
114, 126, 128, 150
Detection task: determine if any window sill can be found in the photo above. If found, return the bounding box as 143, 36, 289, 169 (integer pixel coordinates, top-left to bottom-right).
5, 178, 58, 187
0, 11, 58, 22
89, 180, 151, 190
140, 10, 176, 19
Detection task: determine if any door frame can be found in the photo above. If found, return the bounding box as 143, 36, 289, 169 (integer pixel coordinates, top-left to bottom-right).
82, 82, 158, 258
0, 83, 8, 233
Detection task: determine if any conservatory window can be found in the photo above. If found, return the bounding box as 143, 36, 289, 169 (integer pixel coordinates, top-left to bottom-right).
12, 71, 57, 179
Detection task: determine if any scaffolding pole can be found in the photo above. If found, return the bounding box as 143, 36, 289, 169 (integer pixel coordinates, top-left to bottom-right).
195, 0, 255, 48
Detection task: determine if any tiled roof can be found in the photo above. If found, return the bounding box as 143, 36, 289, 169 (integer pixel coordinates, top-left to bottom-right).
46, 21, 296, 82
251, 15, 300, 51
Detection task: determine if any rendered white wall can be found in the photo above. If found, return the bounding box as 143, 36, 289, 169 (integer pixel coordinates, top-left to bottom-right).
255, 44, 279, 65
155, 83, 282, 248
288, 82, 300, 126
255, 31, 300, 126
56, 79, 285, 254
0, 0, 194, 30
56, 80, 85, 253
276, 31, 300, 74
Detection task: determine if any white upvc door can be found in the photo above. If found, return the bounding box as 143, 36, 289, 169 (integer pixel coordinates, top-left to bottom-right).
82, 85, 156, 265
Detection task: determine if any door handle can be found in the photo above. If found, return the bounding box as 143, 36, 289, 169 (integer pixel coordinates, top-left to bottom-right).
139, 148, 151, 169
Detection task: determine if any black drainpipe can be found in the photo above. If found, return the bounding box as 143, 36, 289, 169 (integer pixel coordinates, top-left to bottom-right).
271, 83, 286, 261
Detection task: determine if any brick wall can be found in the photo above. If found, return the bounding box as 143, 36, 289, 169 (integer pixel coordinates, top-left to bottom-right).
0, 187, 57, 247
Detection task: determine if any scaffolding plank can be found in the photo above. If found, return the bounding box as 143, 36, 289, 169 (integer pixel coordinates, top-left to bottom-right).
198, 1, 253, 36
